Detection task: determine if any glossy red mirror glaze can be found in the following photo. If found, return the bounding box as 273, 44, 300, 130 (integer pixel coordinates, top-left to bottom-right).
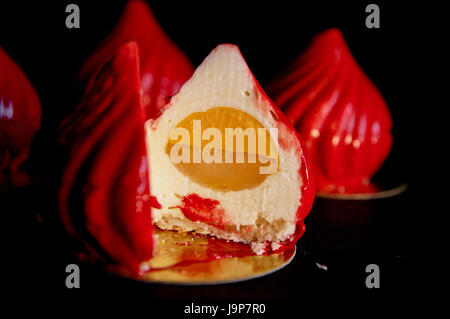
252, 79, 316, 248
58, 42, 158, 274
79, 0, 194, 120
0, 46, 41, 190
268, 29, 393, 194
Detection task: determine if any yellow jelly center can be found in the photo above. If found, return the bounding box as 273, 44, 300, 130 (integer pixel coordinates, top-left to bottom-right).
165, 107, 279, 191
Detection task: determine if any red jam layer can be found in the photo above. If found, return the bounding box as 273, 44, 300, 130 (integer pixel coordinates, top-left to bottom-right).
177, 194, 227, 230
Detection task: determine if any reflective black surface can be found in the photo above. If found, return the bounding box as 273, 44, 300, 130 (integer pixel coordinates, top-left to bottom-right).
0, 0, 445, 311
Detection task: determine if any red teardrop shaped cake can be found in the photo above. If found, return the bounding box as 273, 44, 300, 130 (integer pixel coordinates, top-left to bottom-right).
79, 0, 194, 119
0, 46, 41, 190
268, 29, 393, 194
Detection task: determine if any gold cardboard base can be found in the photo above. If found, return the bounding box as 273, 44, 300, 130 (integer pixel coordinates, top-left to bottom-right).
317, 183, 407, 200
130, 229, 295, 285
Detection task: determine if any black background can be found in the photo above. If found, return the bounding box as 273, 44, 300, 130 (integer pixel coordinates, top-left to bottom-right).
0, 0, 446, 312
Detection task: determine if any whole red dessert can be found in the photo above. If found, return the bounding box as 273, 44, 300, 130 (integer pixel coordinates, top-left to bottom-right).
79, 0, 193, 119
0, 46, 41, 190
268, 28, 393, 194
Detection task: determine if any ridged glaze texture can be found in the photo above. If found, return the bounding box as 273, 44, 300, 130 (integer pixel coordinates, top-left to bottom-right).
268, 29, 393, 193
0, 46, 41, 190
79, 0, 194, 119
58, 42, 156, 274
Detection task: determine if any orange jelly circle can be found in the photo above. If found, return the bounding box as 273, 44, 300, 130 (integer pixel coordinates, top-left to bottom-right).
165, 107, 279, 191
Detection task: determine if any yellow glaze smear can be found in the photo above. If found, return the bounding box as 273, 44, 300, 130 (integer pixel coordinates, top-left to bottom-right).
166, 107, 279, 191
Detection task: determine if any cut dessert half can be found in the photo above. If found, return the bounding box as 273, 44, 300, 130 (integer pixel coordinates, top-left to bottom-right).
146, 44, 314, 254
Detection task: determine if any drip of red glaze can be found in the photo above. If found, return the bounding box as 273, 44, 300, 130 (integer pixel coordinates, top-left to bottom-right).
177, 194, 227, 230
79, 0, 193, 120
267, 28, 392, 195
58, 42, 154, 275
206, 237, 254, 259
0, 46, 41, 190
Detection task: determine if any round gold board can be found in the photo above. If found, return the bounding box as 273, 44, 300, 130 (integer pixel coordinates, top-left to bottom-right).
317, 183, 408, 200
124, 229, 296, 285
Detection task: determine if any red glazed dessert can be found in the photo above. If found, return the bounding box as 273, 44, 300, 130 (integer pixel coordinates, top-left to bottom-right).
146, 44, 315, 254
58, 42, 314, 272
58, 42, 157, 274
267, 28, 393, 194
79, 0, 193, 119
0, 46, 41, 190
